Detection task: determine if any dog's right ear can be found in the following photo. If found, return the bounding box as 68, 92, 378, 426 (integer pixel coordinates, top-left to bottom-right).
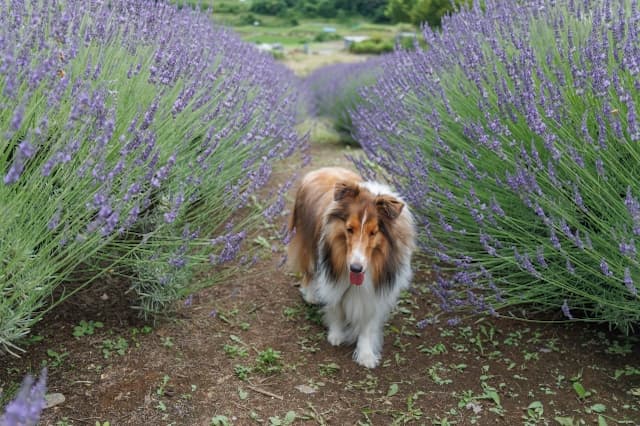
334, 181, 360, 202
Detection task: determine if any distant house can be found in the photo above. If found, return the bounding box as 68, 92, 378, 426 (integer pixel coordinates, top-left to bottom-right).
323, 26, 337, 33
397, 32, 417, 39
256, 43, 273, 52
343, 35, 370, 49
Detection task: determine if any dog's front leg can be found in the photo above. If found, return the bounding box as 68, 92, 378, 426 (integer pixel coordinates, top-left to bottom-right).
323, 303, 346, 346
353, 312, 386, 368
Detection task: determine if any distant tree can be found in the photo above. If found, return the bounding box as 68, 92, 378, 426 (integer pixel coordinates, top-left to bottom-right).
249, 0, 287, 15
385, 0, 414, 23
298, 0, 318, 16
386, 0, 470, 27
412, 0, 471, 27
317, 0, 338, 18
248, 0, 391, 22
354, 0, 389, 22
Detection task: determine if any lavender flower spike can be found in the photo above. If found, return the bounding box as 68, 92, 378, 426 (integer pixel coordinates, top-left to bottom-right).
1, 368, 48, 426
561, 300, 573, 320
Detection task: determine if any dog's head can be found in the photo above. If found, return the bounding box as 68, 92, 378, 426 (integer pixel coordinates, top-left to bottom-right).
326, 181, 404, 286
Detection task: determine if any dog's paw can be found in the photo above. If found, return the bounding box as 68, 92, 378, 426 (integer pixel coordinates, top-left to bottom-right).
327, 328, 345, 346
353, 349, 380, 369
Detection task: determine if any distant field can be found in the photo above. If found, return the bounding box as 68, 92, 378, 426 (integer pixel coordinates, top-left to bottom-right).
171, 0, 415, 74
229, 20, 411, 46
229, 18, 411, 74
283, 48, 371, 76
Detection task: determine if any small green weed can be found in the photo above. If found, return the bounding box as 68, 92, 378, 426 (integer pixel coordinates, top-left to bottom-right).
73, 320, 104, 338
102, 337, 128, 359
156, 374, 170, 396
391, 391, 424, 424
269, 410, 296, 425
419, 342, 447, 356
304, 304, 323, 325
318, 362, 340, 376
234, 364, 252, 381
255, 347, 283, 375
44, 348, 69, 368
347, 374, 378, 394
211, 415, 231, 426
522, 401, 545, 425
605, 340, 633, 355
224, 344, 248, 358
283, 305, 302, 319
614, 365, 640, 379
427, 362, 452, 385
223, 335, 249, 358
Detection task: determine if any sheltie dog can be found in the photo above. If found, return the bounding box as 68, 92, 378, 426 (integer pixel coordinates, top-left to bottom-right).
287, 167, 415, 368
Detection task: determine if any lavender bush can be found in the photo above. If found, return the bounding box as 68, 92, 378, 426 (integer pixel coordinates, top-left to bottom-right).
353, 0, 640, 330
0, 0, 304, 352
304, 59, 382, 145
0, 369, 47, 426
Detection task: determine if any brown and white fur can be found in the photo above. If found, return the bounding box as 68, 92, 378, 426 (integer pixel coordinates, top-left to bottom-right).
288, 167, 415, 368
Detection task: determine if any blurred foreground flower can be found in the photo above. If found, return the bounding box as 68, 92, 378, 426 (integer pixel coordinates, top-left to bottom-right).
0, 369, 47, 426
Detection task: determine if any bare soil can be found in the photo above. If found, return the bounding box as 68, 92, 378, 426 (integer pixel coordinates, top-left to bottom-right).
2, 140, 640, 426
282, 44, 370, 76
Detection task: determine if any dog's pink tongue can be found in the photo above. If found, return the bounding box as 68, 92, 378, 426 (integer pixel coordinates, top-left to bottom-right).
350, 271, 365, 286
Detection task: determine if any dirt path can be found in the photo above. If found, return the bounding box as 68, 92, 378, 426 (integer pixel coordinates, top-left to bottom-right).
2, 139, 639, 425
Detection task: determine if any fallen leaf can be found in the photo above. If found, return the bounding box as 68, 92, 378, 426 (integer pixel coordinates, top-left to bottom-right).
294, 384, 316, 394
465, 401, 482, 414
554, 416, 576, 426
387, 383, 399, 397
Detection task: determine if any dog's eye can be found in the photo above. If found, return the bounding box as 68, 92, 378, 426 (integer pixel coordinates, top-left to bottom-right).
370, 230, 378, 237
346, 227, 354, 234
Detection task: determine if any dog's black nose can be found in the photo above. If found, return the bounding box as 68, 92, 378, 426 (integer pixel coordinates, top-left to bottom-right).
350, 263, 363, 273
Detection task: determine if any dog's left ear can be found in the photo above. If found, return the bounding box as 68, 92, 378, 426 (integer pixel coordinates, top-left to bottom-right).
376, 195, 404, 220
334, 181, 360, 202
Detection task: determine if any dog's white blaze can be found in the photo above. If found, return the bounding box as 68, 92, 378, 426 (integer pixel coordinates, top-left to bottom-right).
349, 209, 367, 271
360, 210, 367, 245
350, 247, 366, 270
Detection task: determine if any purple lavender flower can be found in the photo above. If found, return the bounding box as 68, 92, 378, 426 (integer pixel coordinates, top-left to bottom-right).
184, 294, 193, 307
623, 267, 637, 296
447, 317, 461, 326
1, 368, 47, 426
9, 104, 25, 133
600, 259, 613, 277
416, 318, 431, 329
561, 300, 573, 320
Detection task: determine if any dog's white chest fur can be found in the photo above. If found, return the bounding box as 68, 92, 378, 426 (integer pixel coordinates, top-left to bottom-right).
303, 267, 410, 369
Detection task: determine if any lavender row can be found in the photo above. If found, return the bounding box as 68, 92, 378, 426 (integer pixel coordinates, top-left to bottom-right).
303, 59, 383, 145
0, 0, 305, 352
352, 0, 640, 329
